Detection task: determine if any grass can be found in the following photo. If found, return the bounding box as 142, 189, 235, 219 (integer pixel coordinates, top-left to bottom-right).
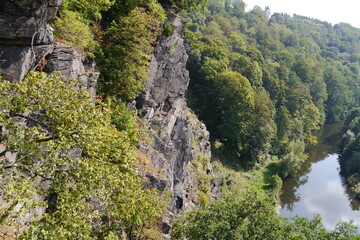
212, 154, 282, 200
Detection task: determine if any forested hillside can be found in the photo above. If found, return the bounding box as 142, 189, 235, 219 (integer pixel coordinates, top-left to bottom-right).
183, 0, 360, 176
173, 0, 360, 238
2, 0, 360, 239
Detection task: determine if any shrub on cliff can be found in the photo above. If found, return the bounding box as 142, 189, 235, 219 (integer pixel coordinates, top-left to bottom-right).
97, 2, 165, 100
53, 0, 116, 57
0, 72, 163, 239
53, 9, 98, 57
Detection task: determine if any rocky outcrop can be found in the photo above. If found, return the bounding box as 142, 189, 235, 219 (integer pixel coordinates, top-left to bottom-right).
0, 0, 62, 45
136, 13, 216, 232
0, 44, 98, 93
0, 0, 98, 93
43, 46, 98, 95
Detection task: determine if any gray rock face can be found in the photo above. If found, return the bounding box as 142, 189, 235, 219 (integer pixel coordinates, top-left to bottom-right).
0, 45, 34, 81
0, 44, 98, 93
0, 0, 98, 93
137, 13, 215, 227
0, 45, 51, 81
43, 46, 98, 95
0, 0, 62, 45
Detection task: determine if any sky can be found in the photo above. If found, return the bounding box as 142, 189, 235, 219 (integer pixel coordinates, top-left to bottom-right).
244, 0, 360, 29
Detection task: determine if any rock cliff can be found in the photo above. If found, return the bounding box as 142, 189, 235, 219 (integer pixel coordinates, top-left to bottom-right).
0, 0, 217, 236
0, 0, 98, 94
0, 0, 61, 45
136, 12, 216, 233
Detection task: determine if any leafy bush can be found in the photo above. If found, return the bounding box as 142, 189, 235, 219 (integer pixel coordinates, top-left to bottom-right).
53, 9, 98, 57
0, 72, 163, 239
97, 5, 165, 100
277, 140, 306, 178
163, 21, 174, 36
61, 0, 114, 20
171, 191, 360, 240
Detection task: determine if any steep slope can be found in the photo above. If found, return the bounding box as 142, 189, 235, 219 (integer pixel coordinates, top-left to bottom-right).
0, 1, 217, 237
136, 12, 217, 233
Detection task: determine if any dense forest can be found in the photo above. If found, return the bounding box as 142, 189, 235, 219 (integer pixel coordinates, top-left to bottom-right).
2, 0, 360, 239
173, 0, 360, 238
184, 0, 360, 174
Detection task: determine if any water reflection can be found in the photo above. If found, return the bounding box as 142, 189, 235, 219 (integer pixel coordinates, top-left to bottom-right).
340, 169, 360, 211
280, 124, 342, 210
280, 123, 360, 230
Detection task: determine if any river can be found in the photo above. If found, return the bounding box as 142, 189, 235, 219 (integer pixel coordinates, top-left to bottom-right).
279, 123, 360, 230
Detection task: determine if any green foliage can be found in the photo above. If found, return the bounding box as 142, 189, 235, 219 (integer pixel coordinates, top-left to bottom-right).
105, 0, 164, 22
282, 215, 328, 240
171, 191, 360, 239
171, 192, 284, 240
191, 152, 213, 206
53, 0, 117, 56
340, 108, 360, 201
330, 221, 360, 240
171, 0, 208, 9
0, 72, 162, 239
185, 0, 360, 174
97, 4, 165, 100
324, 66, 353, 122
277, 140, 307, 178
212, 71, 255, 154
61, 0, 114, 20
53, 9, 98, 57
269, 174, 282, 196
163, 21, 174, 36
107, 97, 139, 138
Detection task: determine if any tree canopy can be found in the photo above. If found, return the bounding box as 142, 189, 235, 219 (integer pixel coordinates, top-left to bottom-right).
172, 191, 360, 240
0, 72, 162, 239
183, 0, 360, 174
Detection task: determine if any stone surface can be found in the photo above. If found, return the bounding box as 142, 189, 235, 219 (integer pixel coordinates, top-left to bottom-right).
137, 13, 217, 232
0, 44, 99, 94
43, 46, 99, 95
0, 44, 52, 81
0, 45, 33, 81
0, 0, 62, 45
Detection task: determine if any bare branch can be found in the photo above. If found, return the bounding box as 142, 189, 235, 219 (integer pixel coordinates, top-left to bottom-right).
23, 8, 52, 79
34, 136, 56, 143
11, 113, 49, 130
